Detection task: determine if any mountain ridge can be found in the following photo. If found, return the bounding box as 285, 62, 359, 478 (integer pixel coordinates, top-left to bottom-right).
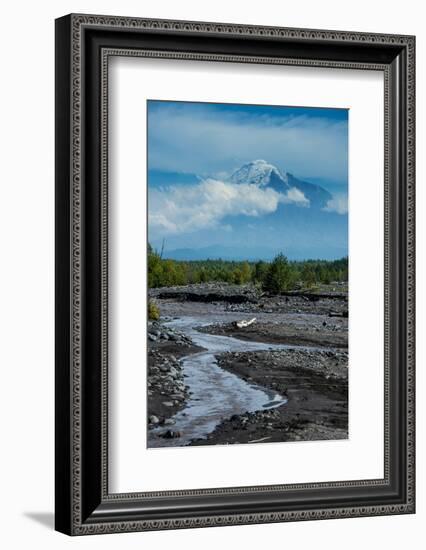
228, 160, 332, 208
162, 242, 348, 262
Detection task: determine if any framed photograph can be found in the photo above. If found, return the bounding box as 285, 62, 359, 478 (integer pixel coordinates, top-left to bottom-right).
55, 14, 415, 535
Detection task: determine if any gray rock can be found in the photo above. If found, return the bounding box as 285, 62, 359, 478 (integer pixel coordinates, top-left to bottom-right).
161, 430, 182, 439
168, 366, 178, 378
149, 415, 160, 425
163, 418, 176, 426
170, 393, 185, 400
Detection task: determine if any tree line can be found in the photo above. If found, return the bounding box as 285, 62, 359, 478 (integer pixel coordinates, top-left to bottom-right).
148, 244, 348, 293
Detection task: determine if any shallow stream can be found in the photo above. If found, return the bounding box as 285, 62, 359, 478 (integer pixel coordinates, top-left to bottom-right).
148, 316, 290, 448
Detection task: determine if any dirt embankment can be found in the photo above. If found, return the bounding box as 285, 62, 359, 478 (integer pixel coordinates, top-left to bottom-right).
198, 319, 348, 349
150, 282, 348, 316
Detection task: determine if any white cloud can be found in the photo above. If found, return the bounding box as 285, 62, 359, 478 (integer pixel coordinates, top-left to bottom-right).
284, 187, 310, 206
149, 179, 309, 235
323, 194, 348, 215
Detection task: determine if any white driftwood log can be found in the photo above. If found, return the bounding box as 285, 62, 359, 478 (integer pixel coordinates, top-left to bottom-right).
235, 317, 256, 329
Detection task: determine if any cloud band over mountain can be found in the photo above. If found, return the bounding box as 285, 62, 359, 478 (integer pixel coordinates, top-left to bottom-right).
149, 178, 309, 235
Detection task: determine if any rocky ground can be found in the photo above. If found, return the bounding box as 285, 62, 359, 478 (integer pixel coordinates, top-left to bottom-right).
150, 282, 348, 316
147, 321, 205, 432
191, 348, 348, 445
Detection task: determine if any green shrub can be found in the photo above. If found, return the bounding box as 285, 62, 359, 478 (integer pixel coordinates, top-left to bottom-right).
253, 260, 269, 285
301, 264, 316, 288
148, 300, 160, 321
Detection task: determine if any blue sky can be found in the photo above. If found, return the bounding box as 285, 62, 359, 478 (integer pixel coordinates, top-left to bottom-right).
147, 100, 348, 260
148, 100, 348, 184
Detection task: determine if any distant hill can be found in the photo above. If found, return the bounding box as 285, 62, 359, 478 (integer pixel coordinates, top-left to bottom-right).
163, 243, 348, 262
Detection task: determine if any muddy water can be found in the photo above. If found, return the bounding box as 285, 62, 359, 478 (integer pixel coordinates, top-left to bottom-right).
148, 316, 290, 448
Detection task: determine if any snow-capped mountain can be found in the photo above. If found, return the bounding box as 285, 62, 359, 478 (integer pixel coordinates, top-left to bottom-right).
229, 159, 332, 208
148, 161, 347, 261
229, 159, 289, 188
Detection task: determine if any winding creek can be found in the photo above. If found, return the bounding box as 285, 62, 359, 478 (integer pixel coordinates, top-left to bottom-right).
148, 316, 292, 448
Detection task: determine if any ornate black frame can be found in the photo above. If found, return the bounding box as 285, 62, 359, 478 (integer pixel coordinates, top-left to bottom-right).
55, 14, 415, 535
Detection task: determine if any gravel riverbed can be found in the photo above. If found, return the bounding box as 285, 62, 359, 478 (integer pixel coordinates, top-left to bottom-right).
147, 283, 348, 446
147, 321, 205, 435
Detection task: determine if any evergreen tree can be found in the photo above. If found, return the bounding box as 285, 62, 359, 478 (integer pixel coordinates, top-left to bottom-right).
253, 260, 268, 284
263, 253, 293, 293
